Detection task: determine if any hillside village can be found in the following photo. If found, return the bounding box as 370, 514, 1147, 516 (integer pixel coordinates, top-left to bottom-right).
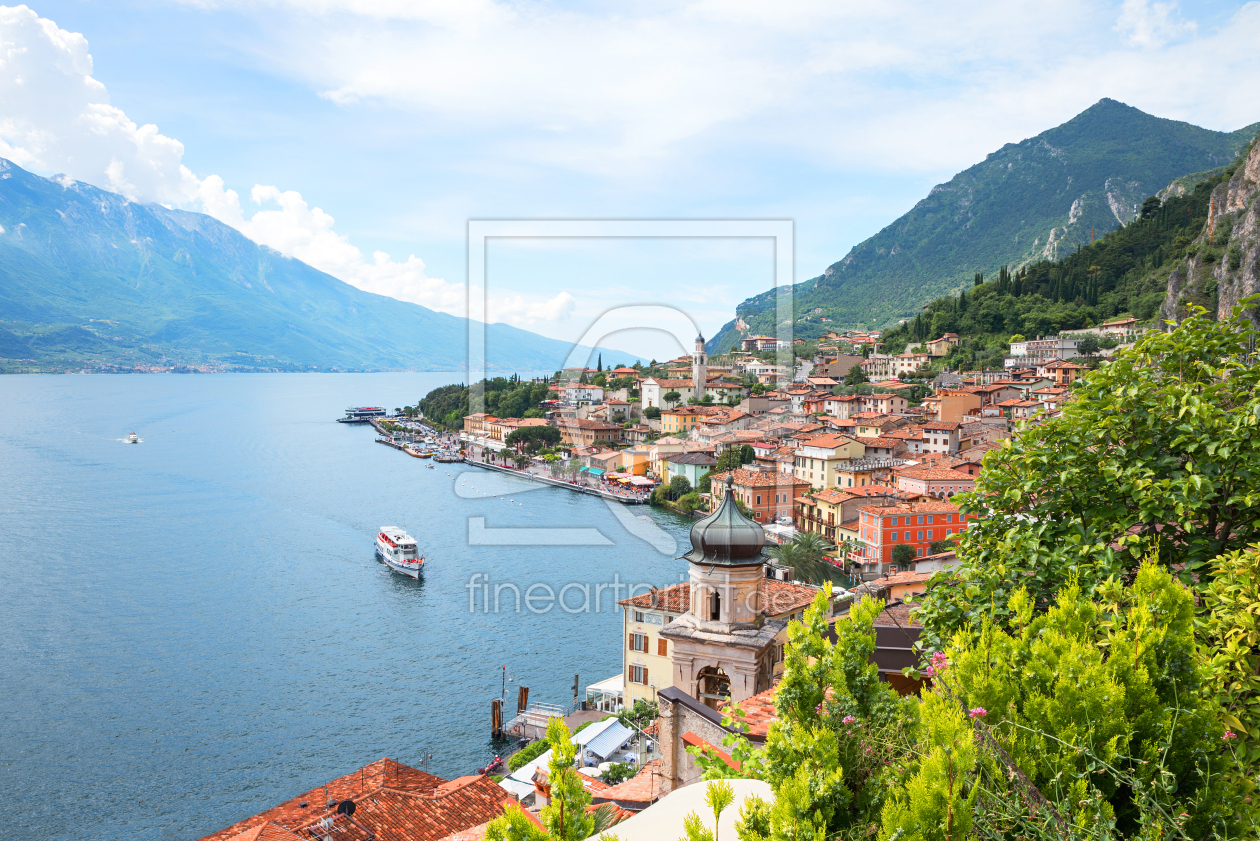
449, 316, 1143, 585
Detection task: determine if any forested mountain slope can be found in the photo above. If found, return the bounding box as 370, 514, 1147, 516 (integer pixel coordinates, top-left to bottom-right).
711, 99, 1259, 351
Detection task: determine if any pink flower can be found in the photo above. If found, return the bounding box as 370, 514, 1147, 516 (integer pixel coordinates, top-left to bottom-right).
814, 703, 823, 714
968, 707, 987, 719
1223, 730, 1238, 741
842, 715, 856, 725
931, 652, 949, 672
922, 667, 936, 679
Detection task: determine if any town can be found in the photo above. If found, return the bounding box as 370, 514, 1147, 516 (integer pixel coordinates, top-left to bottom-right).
201, 310, 1188, 841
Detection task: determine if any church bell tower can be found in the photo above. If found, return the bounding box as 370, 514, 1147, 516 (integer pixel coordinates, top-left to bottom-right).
692, 334, 708, 401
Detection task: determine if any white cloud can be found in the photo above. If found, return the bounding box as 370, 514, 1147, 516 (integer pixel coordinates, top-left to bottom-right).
0, 5, 554, 325
0, 5, 199, 204
191, 0, 1260, 178
1116, 0, 1196, 48
195, 174, 470, 315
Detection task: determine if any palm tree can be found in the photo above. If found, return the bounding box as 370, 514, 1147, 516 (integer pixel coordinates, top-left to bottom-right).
767, 533, 844, 586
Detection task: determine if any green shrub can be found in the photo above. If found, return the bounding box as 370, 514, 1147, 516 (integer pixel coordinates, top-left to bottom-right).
507, 738, 549, 772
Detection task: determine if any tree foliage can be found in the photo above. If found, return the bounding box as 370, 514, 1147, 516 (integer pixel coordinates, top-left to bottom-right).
916, 299, 1260, 652
505, 424, 561, 453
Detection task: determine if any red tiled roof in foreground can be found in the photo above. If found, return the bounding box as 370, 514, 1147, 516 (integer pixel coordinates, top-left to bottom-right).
592, 759, 665, 809
200, 759, 514, 841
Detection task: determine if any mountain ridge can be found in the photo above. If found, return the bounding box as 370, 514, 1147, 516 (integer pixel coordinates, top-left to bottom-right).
0, 159, 627, 373
711, 99, 1260, 351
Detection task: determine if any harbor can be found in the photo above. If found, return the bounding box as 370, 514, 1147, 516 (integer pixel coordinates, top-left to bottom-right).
362, 414, 654, 505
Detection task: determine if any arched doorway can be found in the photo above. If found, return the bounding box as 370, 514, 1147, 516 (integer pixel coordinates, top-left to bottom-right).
696, 666, 731, 710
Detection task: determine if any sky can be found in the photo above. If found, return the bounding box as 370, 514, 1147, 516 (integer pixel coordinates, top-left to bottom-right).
2, 0, 1259, 359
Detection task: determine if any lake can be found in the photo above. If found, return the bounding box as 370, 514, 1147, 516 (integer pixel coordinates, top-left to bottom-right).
0, 373, 695, 840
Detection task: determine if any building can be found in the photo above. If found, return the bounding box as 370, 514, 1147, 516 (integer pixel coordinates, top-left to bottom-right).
709, 466, 810, 524
792, 433, 866, 490
641, 378, 696, 408
555, 417, 625, 447
664, 452, 718, 487
656, 477, 827, 708
849, 499, 975, 574
860, 353, 896, 380
793, 487, 901, 542
462, 413, 498, 438
691, 334, 707, 399
919, 421, 961, 454
740, 335, 781, 352
924, 333, 960, 356
564, 383, 606, 406
1006, 335, 1081, 366
199, 758, 515, 841
893, 352, 930, 375
894, 466, 976, 499
920, 390, 976, 423
660, 406, 709, 435
859, 393, 908, 415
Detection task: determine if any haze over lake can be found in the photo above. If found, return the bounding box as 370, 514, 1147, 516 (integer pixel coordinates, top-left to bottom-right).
0, 373, 693, 840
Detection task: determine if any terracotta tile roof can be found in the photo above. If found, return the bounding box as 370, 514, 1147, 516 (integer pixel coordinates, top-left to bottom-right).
200, 760, 513, 841
858, 499, 962, 515
224, 823, 305, 841
592, 760, 664, 808
649, 378, 695, 388
722, 684, 779, 739
922, 421, 961, 431
760, 579, 822, 616
711, 468, 810, 489
897, 467, 976, 482
872, 601, 921, 628
855, 436, 900, 448
798, 433, 859, 449
621, 579, 818, 619
620, 582, 689, 611
880, 569, 936, 587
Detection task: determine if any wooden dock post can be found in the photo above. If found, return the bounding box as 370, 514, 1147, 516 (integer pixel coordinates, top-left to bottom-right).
491, 698, 501, 738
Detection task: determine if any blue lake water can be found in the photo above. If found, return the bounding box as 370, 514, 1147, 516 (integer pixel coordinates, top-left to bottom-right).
0, 373, 694, 840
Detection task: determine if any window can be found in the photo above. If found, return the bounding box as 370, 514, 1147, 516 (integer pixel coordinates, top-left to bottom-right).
926, 530, 933, 540
658, 638, 668, 656
917, 530, 924, 540
629, 633, 649, 652
891, 532, 899, 541
945, 528, 952, 536
926, 515, 933, 524
633, 610, 644, 622
918, 515, 925, 525
628, 665, 649, 685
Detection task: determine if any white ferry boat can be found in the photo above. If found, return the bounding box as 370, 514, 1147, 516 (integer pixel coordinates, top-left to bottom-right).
376, 527, 424, 577
127, 432, 139, 444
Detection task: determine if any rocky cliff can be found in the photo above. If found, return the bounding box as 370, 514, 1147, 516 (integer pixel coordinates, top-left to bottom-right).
1162, 135, 1260, 325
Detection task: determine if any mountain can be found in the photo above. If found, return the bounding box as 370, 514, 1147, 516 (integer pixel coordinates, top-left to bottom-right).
0, 159, 627, 373
711, 99, 1260, 350
1163, 132, 1260, 325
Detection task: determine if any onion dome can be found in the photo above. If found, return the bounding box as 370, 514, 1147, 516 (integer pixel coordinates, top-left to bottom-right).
684, 474, 766, 565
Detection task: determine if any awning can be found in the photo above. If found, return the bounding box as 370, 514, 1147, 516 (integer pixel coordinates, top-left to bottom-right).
628, 477, 654, 486
588, 468, 605, 476
499, 777, 536, 800
587, 674, 624, 694
584, 721, 634, 760
579, 466, 590, 472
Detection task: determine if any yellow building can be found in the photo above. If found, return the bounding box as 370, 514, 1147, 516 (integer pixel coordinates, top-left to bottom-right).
620, 447, 651, 476
660, 407, 705, 435
792, 433, 866, 490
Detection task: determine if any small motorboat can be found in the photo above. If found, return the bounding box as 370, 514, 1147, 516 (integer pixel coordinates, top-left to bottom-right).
127, 432, 139, 444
